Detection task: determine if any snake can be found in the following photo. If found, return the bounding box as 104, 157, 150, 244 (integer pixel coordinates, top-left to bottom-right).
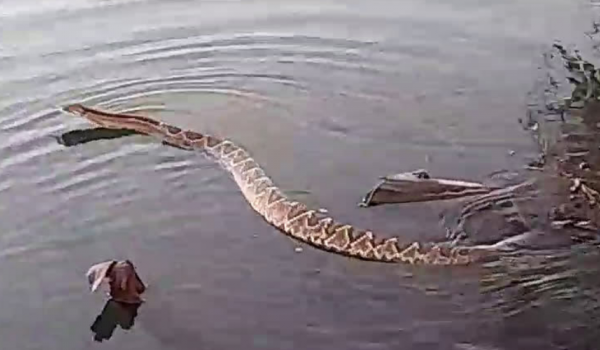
62, 104, 503, 265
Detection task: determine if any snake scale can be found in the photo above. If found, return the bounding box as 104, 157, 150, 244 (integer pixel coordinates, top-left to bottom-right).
63, 104, 500, 265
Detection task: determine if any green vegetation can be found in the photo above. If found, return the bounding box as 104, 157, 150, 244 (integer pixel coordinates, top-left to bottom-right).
554, 42, 600, 110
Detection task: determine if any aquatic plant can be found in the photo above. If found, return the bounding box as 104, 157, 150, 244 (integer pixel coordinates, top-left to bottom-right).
554, 43, 600, 109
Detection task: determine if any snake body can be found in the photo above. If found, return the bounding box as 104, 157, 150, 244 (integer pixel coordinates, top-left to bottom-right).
63, 104, 498, 265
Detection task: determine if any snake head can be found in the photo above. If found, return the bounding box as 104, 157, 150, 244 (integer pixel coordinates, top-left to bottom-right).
63, 103, 86, 115
62, 103, 160, 135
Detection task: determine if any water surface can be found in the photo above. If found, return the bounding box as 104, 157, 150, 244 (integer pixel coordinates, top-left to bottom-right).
0, 1, 598, 349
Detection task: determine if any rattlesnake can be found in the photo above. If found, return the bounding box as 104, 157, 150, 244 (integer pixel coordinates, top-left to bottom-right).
63, 104, 504, 265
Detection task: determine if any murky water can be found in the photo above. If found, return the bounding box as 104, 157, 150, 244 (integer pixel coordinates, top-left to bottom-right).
0, 1, 598, 349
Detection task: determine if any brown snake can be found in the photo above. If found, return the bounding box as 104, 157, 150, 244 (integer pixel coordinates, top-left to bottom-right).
63, 104, 502, 265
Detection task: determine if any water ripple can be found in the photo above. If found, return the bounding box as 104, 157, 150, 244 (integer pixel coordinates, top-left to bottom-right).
124, 33, 394, 74
0, 1, 587, 348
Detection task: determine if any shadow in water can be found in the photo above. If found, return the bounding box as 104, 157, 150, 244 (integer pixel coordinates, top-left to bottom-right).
90, 299, 142, 342
55, 128, 139, 147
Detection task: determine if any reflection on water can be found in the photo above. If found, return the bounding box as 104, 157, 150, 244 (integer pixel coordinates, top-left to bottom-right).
56, 128, 139, 147
91, 300, 142, 343
0, 0, 599, 349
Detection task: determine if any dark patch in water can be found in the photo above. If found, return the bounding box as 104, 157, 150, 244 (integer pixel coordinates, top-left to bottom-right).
55, 128, 139, 147
90, 300, 142, 343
